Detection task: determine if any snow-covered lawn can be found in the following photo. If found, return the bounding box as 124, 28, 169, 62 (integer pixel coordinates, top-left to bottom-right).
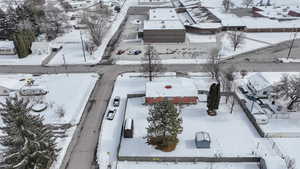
273, 138, 300, 167
0, 73, 99, 169
0, 53, 49, 65
47, 30, 97, 65
117, 161, 260, 169
245, 33, 300, 45
119, 96, 260, 158
219, 32, 269, 58
97, 73, 216, 168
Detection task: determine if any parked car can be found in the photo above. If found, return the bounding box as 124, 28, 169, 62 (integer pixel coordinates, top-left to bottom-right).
114, 6, 121, 13
106, 109, 117, 120
113, 96, 120, 107
127, 50, 142, 55
253, 112, 269, 125
238, 86, 248, 94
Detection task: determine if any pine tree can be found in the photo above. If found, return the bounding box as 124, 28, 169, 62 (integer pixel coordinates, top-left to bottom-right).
207, 83, 221, 116
214, 83, 221, 109
0, 96, 59, 169
146, 101, 182, 151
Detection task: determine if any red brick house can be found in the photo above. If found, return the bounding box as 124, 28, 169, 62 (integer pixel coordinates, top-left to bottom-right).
145, 80, 198, 104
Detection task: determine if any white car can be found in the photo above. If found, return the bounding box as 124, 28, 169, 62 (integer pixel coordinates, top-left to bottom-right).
106, 109, 117, 120
253, 112, 269, 125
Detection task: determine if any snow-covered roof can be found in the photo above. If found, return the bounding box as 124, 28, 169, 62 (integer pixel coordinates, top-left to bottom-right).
125, 118, 133, 130
0, 41, 15, 50
191, 23, 222, 29
146, 79, 198, 98
221, 18, 246, 27
0, 78, 22, 90
179, 0, 200, 7
143, 20, 185, 30
247, 73, 271, 91
254, 6, 300, 20
149, 8, 179, 20
195, 131, 210, 141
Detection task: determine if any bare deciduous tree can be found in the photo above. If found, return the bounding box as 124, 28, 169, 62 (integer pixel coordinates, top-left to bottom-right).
82, 13, 108, 46
140, 45, 166, 81
222, 0, 233, 12
204, 48, 221, 82
44, 5, 68, 40
229, 31, 245, 51
220, 66, 236, 103
274, 74, 300, 110
242, 0, 254, 8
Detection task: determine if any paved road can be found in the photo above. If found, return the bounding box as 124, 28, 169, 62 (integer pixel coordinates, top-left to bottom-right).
65, 71, 120, 169
0, 62, 300, 75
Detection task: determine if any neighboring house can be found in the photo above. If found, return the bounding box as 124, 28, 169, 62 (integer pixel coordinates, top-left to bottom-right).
0, 41, 16, 55
145, 79, 198, 104
247, 73, 273, 97
31, 42, 50, 55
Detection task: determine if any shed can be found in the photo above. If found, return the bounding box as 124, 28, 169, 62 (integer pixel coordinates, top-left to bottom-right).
145, 79, 198, 104
195, 131, 211, 148
0, 41, 16, 55
124, 118, 134, 138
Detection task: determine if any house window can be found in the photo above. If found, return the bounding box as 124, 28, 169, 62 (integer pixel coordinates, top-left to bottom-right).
263, 91, 268, 95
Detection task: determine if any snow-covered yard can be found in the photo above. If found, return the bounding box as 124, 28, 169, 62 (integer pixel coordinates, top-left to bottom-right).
119, 96, 260, 158
97, 73, 216, 168
0, 73, 99, 169
273, 138, 300, 167
219, 32, 269, 58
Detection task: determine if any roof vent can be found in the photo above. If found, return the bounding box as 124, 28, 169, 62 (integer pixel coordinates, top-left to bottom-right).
165, 85, 172, 89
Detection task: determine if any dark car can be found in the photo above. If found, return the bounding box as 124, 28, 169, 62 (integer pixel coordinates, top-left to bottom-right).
113, 96, 120, 107
238, 86, 248, 94
106, 109, 116, 120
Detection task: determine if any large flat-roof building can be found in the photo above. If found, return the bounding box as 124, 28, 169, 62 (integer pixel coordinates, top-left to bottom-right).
143, 20, 185, 43
143, 8, 186, 43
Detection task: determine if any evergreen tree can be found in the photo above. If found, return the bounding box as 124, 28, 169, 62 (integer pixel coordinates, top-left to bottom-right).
13, 30, 35, 58
146, 101, 182, 151
0, 96, 59, 169
207, 83, 221, 115
215, 83, 221, 109
207, 83, 216, 111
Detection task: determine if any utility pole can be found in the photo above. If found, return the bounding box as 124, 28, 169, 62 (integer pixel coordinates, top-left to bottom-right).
80, 31, 87, 62
62, 54, 67, 70
287, 31, 297, 59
